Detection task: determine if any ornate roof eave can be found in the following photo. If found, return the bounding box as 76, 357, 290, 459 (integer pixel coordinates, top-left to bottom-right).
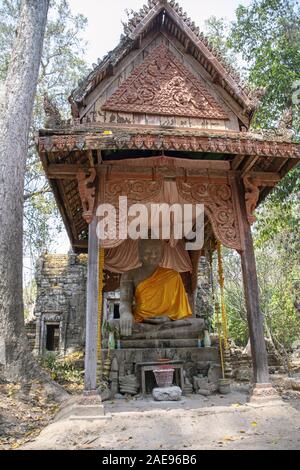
37, 124, 299, 254
69, 0, 258, 119
37, 125, 300, 160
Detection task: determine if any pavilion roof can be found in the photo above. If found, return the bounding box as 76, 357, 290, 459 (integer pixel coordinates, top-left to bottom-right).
69, 0, 257, 121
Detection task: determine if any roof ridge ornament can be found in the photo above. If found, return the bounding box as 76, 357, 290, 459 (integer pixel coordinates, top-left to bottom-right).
124, 0, 161, 35
43, 93, 62, 129
69, 0, 258, 119
121, 0, 247, 95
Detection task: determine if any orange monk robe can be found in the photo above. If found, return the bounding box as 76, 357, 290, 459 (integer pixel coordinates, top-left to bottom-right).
134, 267, 192, 323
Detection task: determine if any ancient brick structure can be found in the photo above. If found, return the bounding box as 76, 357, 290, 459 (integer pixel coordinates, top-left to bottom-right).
31, 253, 87, 355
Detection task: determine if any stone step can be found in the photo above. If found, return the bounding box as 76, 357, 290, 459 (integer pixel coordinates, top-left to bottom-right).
26, 330, 35, 335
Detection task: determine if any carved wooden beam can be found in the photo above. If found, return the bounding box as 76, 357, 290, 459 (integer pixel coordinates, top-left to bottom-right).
243, 175, 277, 224
73, 240, 88, 249
77, 168, 96, 224
47, 160, 231, 181
101, 156, 231, 171
231, 154, 245, 170
47, 163, 282, 186
280, 158, 300, 178
48, 164, 81, 179
250, 172, 280, 183
241, 156, 260, 177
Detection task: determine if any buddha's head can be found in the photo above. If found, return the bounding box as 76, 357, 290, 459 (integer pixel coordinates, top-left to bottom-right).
138, 238, 164, 268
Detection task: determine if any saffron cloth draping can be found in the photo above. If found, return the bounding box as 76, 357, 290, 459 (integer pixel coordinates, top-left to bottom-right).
133, 267, 192, 323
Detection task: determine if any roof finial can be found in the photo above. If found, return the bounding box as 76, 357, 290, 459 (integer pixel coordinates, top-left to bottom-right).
43, 93, 62, 129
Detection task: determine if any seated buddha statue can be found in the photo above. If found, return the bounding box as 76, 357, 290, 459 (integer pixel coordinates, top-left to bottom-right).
119, 239, 204, 338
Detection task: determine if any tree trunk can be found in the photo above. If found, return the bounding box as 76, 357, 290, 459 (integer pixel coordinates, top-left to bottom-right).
0, 0, 50, 381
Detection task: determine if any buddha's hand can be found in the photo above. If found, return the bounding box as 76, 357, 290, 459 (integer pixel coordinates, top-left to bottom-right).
120, 312, 133, 337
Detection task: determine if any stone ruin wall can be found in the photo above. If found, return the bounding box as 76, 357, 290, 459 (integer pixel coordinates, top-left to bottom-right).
27, 253, 88, 356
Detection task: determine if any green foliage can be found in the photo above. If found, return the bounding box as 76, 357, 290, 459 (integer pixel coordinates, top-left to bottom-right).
255, 199, 300, 254
0, 0, 22, 81
39, 351, 84, 385
255, 241, 300, 348
0, 0, 88, 258
219, 251, 249, 347
204, 2, 300, 350
229, 0, 300, 130
205, 16, 235, 60
211, 250, 248, 347
214, 243, 300, 349
228, 0, 300, 255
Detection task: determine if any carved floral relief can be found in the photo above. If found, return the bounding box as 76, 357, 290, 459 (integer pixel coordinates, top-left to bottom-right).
102, 43, 229, 120
100, 174, 242, 251
176, 178, 242, 251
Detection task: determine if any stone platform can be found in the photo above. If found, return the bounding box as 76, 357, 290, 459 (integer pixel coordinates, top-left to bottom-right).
102, 347, 220, 393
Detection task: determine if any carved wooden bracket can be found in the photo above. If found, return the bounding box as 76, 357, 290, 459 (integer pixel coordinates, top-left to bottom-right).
101, 174, 243, 251
176, 178, 243, 251
243, 176, 260, 225
77, 168, 96, 224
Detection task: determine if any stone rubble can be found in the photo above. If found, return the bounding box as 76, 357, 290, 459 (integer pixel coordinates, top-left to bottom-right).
152, 386, 182, 402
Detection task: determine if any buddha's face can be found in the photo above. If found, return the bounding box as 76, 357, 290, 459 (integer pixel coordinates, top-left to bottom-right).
139, 239, 164, 268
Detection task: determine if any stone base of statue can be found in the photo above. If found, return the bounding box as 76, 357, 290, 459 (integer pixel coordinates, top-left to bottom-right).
129, 318, 205, 339
105, 317, 206, 350
102, 346, 219, 399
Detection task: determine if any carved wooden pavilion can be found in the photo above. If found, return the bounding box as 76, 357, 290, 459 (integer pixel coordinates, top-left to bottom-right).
37, 0, 300, 400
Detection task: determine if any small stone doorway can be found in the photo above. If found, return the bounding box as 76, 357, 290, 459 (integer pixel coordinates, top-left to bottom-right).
45, 323, 60, 352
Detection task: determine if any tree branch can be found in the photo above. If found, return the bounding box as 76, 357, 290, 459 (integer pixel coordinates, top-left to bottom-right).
24, 187, 51, 201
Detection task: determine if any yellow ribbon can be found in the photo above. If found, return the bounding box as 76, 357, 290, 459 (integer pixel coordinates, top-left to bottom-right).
97, 246, 105, 383
209, 245, 225, 379
217, 241, 229, 350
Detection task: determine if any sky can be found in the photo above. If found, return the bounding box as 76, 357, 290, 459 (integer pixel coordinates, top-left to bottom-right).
49, 0, 253, 257
68, 0, 252, 66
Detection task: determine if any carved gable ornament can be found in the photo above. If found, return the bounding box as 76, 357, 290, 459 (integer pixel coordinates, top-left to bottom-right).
102, 43, 229, 120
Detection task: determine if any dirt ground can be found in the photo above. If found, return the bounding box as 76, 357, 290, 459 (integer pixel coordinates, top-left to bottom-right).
21, 384, 300, 451
0, 382, 59, 450
0, 380, 80, 450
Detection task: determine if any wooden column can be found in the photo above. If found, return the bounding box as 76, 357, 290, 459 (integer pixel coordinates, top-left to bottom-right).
84, 217, 99, 392
240, 227, 270, 384
235, 178, 269, 385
